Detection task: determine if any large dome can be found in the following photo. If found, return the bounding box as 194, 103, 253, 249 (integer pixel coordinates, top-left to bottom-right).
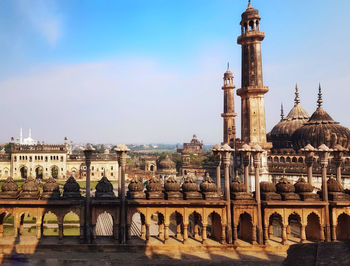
292, 87, 350, 150
268, 86, 310, 149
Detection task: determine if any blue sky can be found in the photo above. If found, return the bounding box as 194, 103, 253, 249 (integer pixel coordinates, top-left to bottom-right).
0, 0, 349, 144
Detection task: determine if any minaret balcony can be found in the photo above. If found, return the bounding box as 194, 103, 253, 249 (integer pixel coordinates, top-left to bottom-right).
221, 112, 237, 118
237, 31, 265, 44
237, 86, 269, 96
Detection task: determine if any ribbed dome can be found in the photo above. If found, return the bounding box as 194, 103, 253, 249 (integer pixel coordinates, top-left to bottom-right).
159, 155, 176, 169
292, 107, 350, 150
268, 86, 310, 149
242, 2, 259, 19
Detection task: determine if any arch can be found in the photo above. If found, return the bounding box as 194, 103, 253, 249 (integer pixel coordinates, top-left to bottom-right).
35, 165, 43, 179
43, 211, 58, 236
288, 213, 301, 240
20, 166, 28, 179
292, 157, 297, 163
298, 157, 304, 163
273, 157, 279, 163
269, 213, 283, 240
306, 212, 321, 241
286, 157, 291, 163
63, 211, 80, 236
150, 165, 154, 172
169, 211, 183, 239
130, 211, 145, 240
238, 212, 253, 243
207, 212, 222, 242
336, 213, 350, 240
95, 211, 113, 236
149, 212, 164, 241
20, 212, 37, 236
188, 211, 202, 240
51, 166, 59, 179
280, 157, 285, 163
1, 212, 15, 236
3, 167, 9, 178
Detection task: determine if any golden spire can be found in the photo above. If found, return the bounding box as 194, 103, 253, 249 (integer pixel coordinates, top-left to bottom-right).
317, 83, 323, 108
294, 83, 300, 105
248, 0, 252, 8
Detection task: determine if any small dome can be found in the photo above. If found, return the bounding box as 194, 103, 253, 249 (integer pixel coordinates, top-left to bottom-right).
224, 69, 233, 79
182, 176, 198, 192
128, 177, 144, 192
260, 181, 276, 193
164, 176, 180, 192
276, 177, 295, 193
95, 176, 113, 193
43, 177, 59, 192
22, 177, 39, 192
230, 177, 247, 192
159, 155, 176, 170
200, 173, 217, 192
1, 177, 18, 192
241, 2, 259, 20
146, 177, 162, 192
63, 176, 80, 192
294, 177, 313, 193
327, 178, 344, 193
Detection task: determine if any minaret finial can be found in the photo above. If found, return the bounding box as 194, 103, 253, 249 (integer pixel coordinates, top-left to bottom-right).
317, 83, 323, 108
280, 103, 284, 121
248, 0, 252, 8
294, 83, 300, 105
227, 62, 230, 70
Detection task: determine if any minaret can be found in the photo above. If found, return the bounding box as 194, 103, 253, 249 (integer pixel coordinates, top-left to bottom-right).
236, 1, 270, 147
221, 64, 237, 148
20, 128, 23, 144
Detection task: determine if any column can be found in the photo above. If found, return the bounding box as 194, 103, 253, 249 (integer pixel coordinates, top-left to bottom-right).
300, 224, 306, 243
320, 152, 330, 242
216, 155, 222, 191
0, 224, 3, 238
36, 223, 41, 240
243, 155, 250, 192
164, 224, 169, 244
141, 224, 146, 239
58, 223, 63, 240
252, 225, 257, 244
233, 226, 238, 243
223, 151, 232, 244
113, 224, 119, 240
176, 223, 181, 239
305, 154, 314, 186
331, 224, 337, 241
83, 146, 93, 244
183, 224, 188, 244
158, 223, 164, 239
253, 152, 263, 245
282, 225, 287, 245
202, 224, 207, 244
263, 226, 269, 244
145, 224, 150, 243
221, 225, 226, 244
334, 154, 343, 184
320, 226, 325, 241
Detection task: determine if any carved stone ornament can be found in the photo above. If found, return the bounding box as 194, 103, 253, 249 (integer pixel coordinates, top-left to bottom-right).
182, 176, 199, 192
230, 177, 247, 193
146, 177, 162, 192
200, 173, 217, 192
294, 177, 313, 193
1, 177, 18, 192
276, 177, 295, 193
95, 176, 115, 199
43, 177, 59, 192
128, 177, 144, 192
164, 176, 180, 192
64, 176, 80, 192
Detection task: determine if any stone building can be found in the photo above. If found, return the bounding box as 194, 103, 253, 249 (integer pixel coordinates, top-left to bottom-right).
177, 134, 204, 155
0, 137, 118, 181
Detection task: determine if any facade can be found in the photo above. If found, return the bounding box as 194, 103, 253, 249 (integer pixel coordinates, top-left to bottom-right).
0, 140, 119, 181
177, 134, 204, 155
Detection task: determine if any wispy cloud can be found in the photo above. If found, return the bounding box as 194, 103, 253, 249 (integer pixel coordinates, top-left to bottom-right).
16, 0, 62, 47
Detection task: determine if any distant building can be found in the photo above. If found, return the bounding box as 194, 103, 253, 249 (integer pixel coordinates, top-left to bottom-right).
177, 134, 204, 155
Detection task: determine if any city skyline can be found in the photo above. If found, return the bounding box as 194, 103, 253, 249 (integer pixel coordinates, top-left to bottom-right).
0, 0, 349, 144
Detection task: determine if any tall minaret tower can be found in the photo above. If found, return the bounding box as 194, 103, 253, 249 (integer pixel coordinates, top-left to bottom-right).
236, 1, 270, 147
221, 64, 237, 148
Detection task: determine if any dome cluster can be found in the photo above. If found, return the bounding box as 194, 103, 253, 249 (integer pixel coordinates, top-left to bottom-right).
269, 85, 350, 151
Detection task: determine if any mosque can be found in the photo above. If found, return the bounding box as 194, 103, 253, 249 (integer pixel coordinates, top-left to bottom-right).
0, 1, 350, 253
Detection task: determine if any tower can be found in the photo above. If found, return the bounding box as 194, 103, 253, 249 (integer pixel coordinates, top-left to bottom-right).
221, 64, 237, 148
236, 1, 270, 147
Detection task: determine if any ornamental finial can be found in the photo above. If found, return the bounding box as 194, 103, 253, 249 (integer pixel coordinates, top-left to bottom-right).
280, 103, 284, 121
294, 83, 300, 105
317, 83, 323, 108
248, 0, 252, 8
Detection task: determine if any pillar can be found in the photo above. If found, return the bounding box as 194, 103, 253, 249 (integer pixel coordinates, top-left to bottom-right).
334, 154, 343, 184
300, 224, 306, 243
194, 224, 199, 239
320, 226, 325, 241
263, 225, 269, 244
331, 224, 337, 241
141, 224, 146, 239
252, 225, 257, 244
113, 224, 119, 240
202, 224, 207, 244
58, 223, 63, 240
223, 151, 232, 244
164, 224, 169, 243
221, 224, 226, 244
233, 226, 238, 243
243, 155, 250, 192
305, 155, 314, 186
281, 225, 287, 245
320, 152, 331, 242
158, 223, 164, 239
253, 152, 263, 245
176, 223, 181, 238
145, 224, 150, 243
216, 155, 222, 191
36, 223, 41, 240
0, 224, 3, 238
183, 224, 188, 244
